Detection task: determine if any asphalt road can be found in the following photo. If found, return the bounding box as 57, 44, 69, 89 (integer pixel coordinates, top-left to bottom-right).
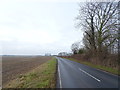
56, 57, 120, 88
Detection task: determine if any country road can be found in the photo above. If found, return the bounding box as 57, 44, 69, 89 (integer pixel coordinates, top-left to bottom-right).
56, 57, 120, 88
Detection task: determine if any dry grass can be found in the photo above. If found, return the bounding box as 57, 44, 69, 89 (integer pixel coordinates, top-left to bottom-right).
64, 57, 119, 75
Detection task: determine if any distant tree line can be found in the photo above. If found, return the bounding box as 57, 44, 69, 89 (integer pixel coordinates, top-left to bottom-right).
71, 1, 119, 68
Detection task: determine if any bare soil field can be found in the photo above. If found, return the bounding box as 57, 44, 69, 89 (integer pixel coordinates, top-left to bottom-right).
2, 56, 52, 87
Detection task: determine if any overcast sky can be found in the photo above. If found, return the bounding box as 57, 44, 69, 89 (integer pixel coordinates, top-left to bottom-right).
0, 0, 84, 55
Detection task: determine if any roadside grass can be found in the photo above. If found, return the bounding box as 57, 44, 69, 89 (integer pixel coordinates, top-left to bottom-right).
5, 57, 57, 88
64, 58, 119, 75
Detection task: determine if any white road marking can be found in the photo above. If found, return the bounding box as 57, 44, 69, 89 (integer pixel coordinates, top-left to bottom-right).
58, 64, 62, 88
79, 68, 101, 82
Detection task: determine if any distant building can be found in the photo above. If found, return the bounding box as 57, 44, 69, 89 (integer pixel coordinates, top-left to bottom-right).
45, 53, 51, 56
58, 52, 72, 56
67, 53, 73, 56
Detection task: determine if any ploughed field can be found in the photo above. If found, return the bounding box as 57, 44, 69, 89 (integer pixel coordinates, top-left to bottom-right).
2, 56, 52, 87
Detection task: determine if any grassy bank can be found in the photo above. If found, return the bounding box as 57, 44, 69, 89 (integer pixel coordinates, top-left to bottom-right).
5, 57, 57, 88
64, 58, 119, 75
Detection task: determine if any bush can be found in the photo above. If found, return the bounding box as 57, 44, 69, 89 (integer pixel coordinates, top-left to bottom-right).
78, 48, 85, 54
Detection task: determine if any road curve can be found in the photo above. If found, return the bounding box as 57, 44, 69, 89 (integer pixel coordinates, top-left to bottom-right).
56, 57, 120, 88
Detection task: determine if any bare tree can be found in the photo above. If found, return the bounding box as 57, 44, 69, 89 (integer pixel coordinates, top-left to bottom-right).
76, 2, 98, 55
118, 1, 120, 64
94, 2, 118, 56
76, 1, 119, 59
71, 42, 80, 54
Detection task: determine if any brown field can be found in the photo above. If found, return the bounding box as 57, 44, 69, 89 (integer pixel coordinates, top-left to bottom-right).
2, 56, 52, 87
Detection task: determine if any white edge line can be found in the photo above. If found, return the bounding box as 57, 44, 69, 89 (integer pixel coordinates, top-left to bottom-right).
79, 68, 101, 82
58, 64, 62, 88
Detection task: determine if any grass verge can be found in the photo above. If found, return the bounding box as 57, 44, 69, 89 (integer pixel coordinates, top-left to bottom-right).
64, 58, 119, 75
5, 57, 57, 88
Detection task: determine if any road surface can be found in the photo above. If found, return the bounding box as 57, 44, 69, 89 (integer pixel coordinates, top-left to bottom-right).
56, 57, 120, 88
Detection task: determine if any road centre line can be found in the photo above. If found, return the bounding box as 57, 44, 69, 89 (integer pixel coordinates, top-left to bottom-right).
79, 68, 101, 82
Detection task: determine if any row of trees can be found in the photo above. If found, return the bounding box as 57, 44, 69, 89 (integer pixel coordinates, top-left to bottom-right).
71, 1, 119, 66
